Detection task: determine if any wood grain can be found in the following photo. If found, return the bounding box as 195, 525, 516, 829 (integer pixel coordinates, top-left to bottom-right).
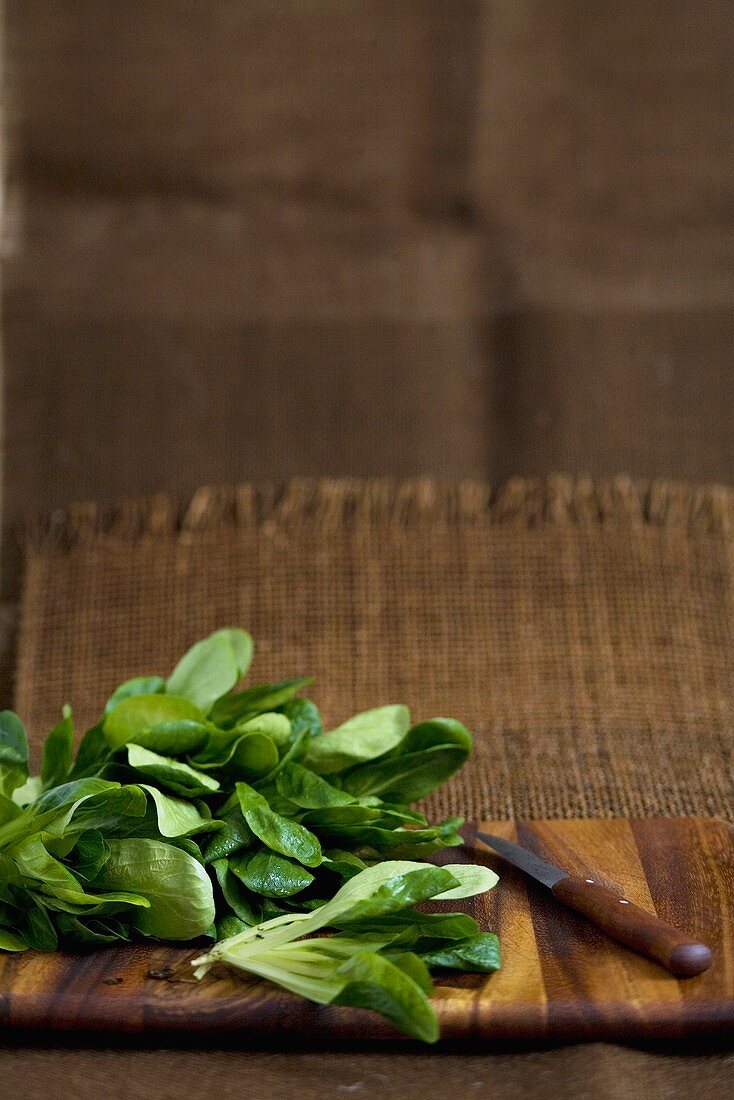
0, 817, 730, 1044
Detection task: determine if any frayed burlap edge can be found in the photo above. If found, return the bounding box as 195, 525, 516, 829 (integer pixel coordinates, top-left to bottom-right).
24, 475, 734, 552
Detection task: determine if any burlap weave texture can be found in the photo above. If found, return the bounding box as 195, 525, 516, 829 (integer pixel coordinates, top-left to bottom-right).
15, 476, 734, 821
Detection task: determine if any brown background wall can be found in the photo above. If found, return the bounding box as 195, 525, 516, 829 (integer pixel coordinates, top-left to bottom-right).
2, 0, 733, 592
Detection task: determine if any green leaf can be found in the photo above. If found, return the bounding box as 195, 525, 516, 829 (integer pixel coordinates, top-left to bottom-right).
192, 730, 280, 779
40, 706, 75, 790
304, 706, 410, 775
31, 777, 121, 817
128, 721, 210, 756
389, 950, 434, 995
216, 914, 251, 940
54, 914, 130, 945
334, 948, 439, 1041
236, 712, 292, 744
192, 857, 496, 1041
211, 858, 262, 925
23, 902, 58, 951
210, 678, 313, 729
126, 744, 220, 797
0, 711, 29, 797
431, 863, 498, 900
324, 863, 460, 926
204, 931, 438, 1043
341, 718, 472, 802
213, 629, 254, 680
200, 863, 464, 967
104, 694, 206, 749
338, 909, 479, 941
224, 733, 280, 779
0, 928, 28, 951
420, 932, 501, 973
94, 838, 215, 939
71, 829, 110, 880
202, 808, 253, 864
250, 715, 315, 789
105, 676, 166, 714
236, 783, 322, 868
275, 763, 355, 809
303, 818, 464, 860
320, 849, 367, 882
139, 784, 221, 837
0, 851, 23, 904
280, 697, 322, 741
9, 836, 149, 914
166, 631, 247, 714
10, 776, 41, 809
54, 783, 148, 837
231, 849, 314, 898
0, 779, 126, 849
67, 723, 110, 779
299, 804, 424, 829
166, 836, 206, 862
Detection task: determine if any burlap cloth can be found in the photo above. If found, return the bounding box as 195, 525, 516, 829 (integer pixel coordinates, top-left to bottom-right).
6, 476, 733, 1098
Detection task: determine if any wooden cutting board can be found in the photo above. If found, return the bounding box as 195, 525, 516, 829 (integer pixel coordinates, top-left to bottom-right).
0, 817, 731, 1044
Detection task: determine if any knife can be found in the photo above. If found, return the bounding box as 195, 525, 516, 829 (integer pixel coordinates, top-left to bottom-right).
473, 830, 712, 978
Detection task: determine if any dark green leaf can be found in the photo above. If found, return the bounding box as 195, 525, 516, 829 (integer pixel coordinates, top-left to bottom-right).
53, 783, 148, 837
192, 730, 279, 779
276, 763, 355, 809
67, 723, 110, 779
320, 849, 367, 882
299, 804, 423, 829
338, 909, 479, 941
23, 902, 59, 952
211, 858, 262, 925
31, 777, 121, 817
386, 949, 434, 996
251, 722, 312, 789
1, 790, 26, 820
202, 808, 253, 864
420, 932, 501, 973
280, 698, 322, 741
71, 829, 110, 880
165, 837, 206, 862
0, 851, 24, 902
54, 914, 130, 945
0, 711, 29, 797
40, 706, 75, 790
210, 678, 313, 729
0, 927, 28, 951
305, 820, 464, 859
230, 849, 314, 898
216, 914, 250, 940
236, 783, 322, 868
333, 948, 438, 1042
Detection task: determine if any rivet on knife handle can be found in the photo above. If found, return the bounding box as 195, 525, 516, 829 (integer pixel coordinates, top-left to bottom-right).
551, 876, 713, 977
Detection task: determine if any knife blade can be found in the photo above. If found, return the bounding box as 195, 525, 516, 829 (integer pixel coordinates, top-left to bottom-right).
473, 829, 712, 978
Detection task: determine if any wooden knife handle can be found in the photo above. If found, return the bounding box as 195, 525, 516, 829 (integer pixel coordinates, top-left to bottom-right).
551, 875, 712, 977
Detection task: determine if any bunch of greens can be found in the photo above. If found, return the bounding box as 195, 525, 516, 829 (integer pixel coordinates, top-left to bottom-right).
0, 628, 500, 1039
193, 860, 499, 1042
